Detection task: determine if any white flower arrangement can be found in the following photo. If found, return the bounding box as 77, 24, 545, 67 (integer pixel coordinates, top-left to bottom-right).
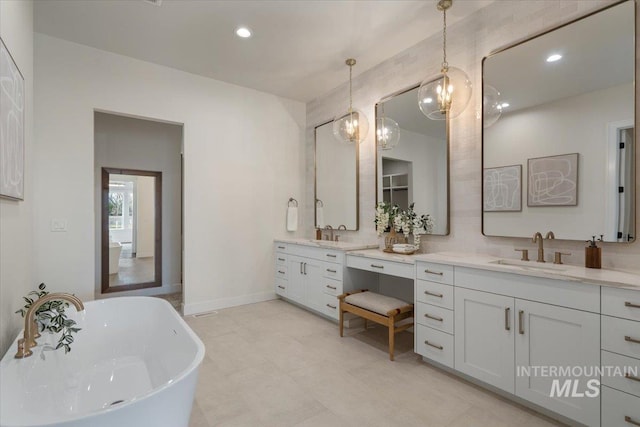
375, 202, 434, 248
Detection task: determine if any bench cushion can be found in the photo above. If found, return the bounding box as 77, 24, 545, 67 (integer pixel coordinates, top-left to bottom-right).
344, 291, 411, 316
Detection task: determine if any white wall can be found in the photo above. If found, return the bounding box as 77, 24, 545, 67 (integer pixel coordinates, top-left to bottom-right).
306, 0, 640, 269
484, 83, 633, 239
34, 34, 306, 313
0, 0, 33, 357
94, 113, 182, 294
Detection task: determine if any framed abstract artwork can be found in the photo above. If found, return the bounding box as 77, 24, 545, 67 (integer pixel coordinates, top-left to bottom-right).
0, 37, 25, 200
528, 153, 578, 207
483, 164, 522, 212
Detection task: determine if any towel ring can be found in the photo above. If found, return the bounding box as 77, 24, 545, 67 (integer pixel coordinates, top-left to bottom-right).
316, 199, 324, 207
288, 198, 298, 207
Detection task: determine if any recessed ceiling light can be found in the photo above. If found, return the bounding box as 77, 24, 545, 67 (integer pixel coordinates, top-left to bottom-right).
235, 27, 252, 38
546, 54, 562, 63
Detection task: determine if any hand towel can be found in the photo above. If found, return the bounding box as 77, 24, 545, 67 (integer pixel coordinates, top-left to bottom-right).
316, 206, 325, 229
287, 206, 298, 232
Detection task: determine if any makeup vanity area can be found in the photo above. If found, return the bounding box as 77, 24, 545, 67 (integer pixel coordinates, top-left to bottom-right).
275, 1, 639, 426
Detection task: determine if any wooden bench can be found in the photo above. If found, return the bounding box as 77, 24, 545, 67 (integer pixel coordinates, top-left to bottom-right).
338, 289, 414, 361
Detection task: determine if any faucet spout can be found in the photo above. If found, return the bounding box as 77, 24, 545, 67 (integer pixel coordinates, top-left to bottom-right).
15, 293, 84, 359
532, 232, 545, 263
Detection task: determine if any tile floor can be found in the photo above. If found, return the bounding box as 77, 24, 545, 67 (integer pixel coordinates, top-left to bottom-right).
185, 299, 563, 427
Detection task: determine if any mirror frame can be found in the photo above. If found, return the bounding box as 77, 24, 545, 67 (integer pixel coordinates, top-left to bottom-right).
314, 119, 360, 230
101, 167, 163, 293
481, 0, 637, 242
375, 82, 451, 235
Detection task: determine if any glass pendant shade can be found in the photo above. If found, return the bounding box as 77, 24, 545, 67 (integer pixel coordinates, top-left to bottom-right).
418, 66, 472, 120
333, 109, 369, 144
483, 84, 502, 128
376, 116, 400, 150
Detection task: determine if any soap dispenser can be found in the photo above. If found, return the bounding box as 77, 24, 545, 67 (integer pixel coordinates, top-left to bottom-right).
585, 235, 602, 269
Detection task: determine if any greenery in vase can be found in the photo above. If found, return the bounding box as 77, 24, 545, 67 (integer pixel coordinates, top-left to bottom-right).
376, 202, 434, 241
375, 202, 400, 236
15, 283, 81, 354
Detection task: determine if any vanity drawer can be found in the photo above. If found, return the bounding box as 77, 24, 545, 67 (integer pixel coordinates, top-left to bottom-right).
346, 255, 414, 279
275, 253, 288, 266
602, 386, 640, 427
603, 287, 640, 322
416, 302, 453, 334
323, 263, 342, 281
275, 265, 288, 280
602, 351, 640, 398
275, 278, 287, 297
321, 293, 340, 319
416, 280, 454, 310
321, 249, 344, 264
322, 278, 342, 296
416, 325, 454, 368
274, 242, 288, 253
602, 316, 640, 360
416, 262, 454, 285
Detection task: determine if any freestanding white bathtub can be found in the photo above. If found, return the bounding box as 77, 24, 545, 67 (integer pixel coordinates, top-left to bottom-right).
0, 297, 205, 427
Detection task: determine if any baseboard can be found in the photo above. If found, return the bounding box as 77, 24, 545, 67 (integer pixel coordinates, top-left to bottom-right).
183, 291, 278, 316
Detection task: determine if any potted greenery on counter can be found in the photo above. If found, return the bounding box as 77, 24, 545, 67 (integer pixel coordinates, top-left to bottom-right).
375, 202, 434, 251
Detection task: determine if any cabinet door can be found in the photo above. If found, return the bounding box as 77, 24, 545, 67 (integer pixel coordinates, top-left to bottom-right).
287, 256, 306, 304
454, 287, 515, 393
515, 299, 600, 427
303, 259, 325, 314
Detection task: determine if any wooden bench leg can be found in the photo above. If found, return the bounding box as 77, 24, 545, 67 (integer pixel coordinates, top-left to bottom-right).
339, 304, 344, 337
388, 315, 395, 361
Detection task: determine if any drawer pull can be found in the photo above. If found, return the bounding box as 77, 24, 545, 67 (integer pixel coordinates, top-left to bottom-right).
278, 257, 285, 261
625, 336, 640, 345
326, 269, 337, 273
518, 310, 525, 335
424, 269, 444, 276
326, 304, 336, 309
326, 285, 337, 290
277, 285, 285, 290
626, 301, 640, 309
424, 313, 443, 322
626, 416, 640, 426
278, 270, 285, 274
625, 373, 640, 382
424, 340, 443, 350
371, 264, 385, 269
277, 246, 285, 249
505, 307, 511, 331
424, 290, 443, 298
326, 254, 337, 258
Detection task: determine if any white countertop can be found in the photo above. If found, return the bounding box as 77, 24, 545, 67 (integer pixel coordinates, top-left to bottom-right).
344, 249, 640, 291
275, 238, 378, 251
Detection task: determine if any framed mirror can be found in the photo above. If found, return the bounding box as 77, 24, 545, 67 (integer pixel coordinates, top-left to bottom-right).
314, 121, 359, 230
375, 84, 450, 235
101, 168, 162, 293
482, 0, 636, 242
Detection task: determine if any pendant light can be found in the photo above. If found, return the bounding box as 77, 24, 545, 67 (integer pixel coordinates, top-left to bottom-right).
333, 58, 369, 144
376, 104, 400, 150
418, 0, 472, 120
483, 84, 502, 128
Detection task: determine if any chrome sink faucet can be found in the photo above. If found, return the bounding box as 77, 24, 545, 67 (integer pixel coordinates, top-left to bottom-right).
15, 293, 84, 359
532, 231, 555, 263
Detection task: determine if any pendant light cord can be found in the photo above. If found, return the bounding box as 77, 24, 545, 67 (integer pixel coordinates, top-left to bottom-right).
442, 6, 448, 70
349, 63, 353, 114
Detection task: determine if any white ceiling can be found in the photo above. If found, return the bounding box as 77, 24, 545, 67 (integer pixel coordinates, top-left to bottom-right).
34, 0, 493, 102
380, 86, 446, 139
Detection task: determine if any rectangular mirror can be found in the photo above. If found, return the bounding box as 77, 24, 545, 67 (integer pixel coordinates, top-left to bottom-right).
375, 85, 449, 235
314, 121, 359, 230
483, 0, 636, 242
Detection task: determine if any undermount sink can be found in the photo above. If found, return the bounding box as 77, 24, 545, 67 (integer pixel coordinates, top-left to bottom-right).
489, 258, 567, 273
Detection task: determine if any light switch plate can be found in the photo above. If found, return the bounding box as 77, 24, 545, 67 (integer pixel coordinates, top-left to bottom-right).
50, 219, 67, 232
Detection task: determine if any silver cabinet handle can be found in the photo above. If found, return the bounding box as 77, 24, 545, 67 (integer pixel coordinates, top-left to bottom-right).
300, 262, 303, 274
505, 307, 511, 331
277, 285, 285, 290
424, 290, 443, 298
326, 254, 337, 258
424, 269, 444, 276
278, 257, 285, 262
424, 340, 443, 350
326, 304, 336, 309
303, 263, 307, 275
278, 270, 285, 274
326, 285, 337, 290
625, 373, 640, 382
626, 416, 640, 426
371, 264, 384, 269
326, 269, 337, 273
277, 246, 285, 249
424, 313, 443, 322
626, 301, 640, 309
625, 336, 640, 344
518, 310, 525, 335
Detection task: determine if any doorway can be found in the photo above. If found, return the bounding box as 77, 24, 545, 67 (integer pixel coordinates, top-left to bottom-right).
102, 168, 162, 293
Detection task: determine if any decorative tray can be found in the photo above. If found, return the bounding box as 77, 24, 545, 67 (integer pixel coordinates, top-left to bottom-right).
383, 248, 417, 255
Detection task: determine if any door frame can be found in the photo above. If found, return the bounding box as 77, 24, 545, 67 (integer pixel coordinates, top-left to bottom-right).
101, 167, 162, 293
